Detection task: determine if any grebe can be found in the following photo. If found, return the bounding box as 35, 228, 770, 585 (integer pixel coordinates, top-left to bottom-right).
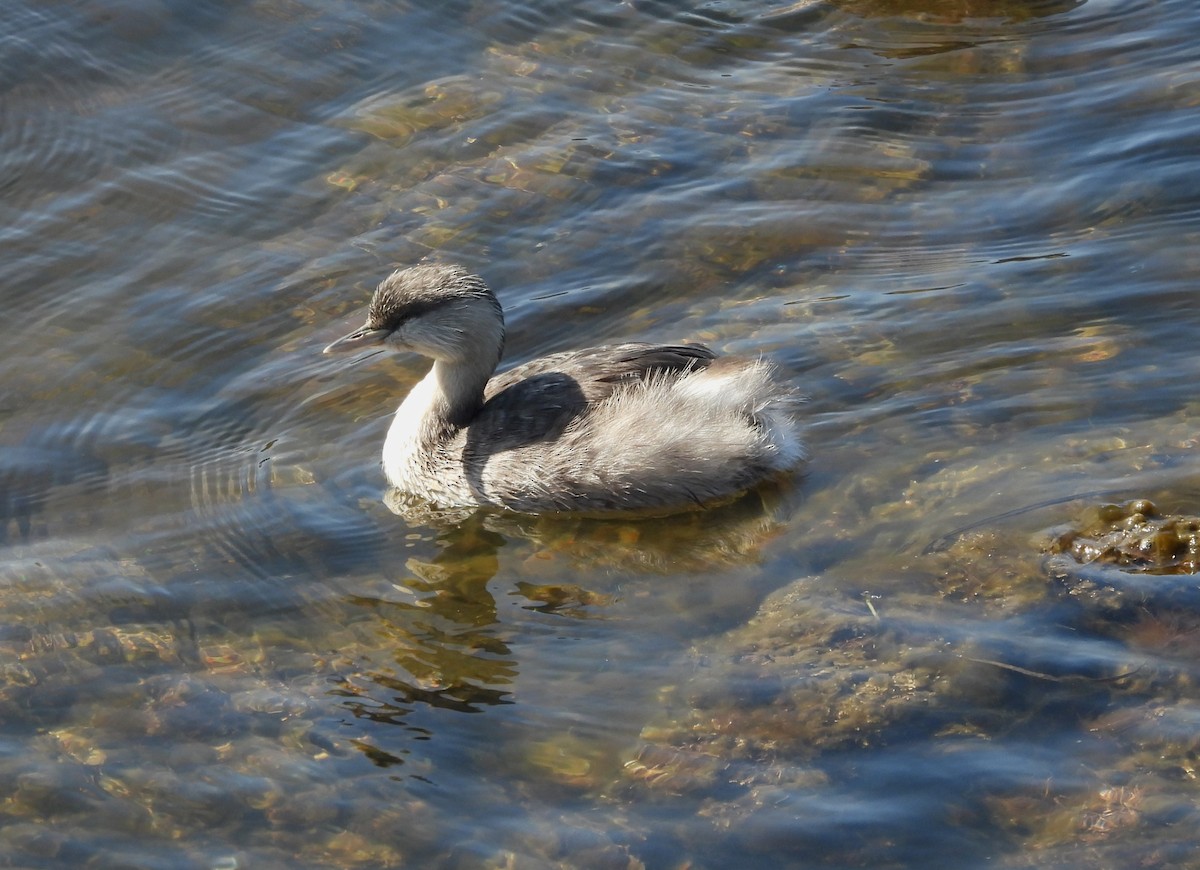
324, 264, 804, 513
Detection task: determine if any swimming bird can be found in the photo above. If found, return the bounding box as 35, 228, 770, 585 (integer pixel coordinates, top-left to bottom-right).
324, 264, 804, 514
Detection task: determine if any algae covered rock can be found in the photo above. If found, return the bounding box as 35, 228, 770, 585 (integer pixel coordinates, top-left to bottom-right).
1047, 499, 1200, 577
1045, 500, 1200, 624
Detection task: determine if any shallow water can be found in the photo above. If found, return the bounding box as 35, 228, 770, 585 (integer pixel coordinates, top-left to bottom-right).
3, 0, 1200, 867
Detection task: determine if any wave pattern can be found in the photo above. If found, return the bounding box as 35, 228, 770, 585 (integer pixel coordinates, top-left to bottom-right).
3, 0, 1200, 865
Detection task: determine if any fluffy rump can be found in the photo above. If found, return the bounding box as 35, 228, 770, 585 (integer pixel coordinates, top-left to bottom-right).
510, 358, 805, 511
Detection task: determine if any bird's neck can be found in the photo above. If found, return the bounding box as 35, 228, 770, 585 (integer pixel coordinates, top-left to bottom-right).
384, 355, 492, 476
429, 356, 493, 428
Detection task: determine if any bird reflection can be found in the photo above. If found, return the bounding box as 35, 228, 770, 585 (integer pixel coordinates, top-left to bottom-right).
385, 474, 802, 574
335, 478, 801, 774
340, 518, 515, 726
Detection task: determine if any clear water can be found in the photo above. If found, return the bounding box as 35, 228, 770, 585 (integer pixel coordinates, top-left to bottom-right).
2, 0, 1200, 867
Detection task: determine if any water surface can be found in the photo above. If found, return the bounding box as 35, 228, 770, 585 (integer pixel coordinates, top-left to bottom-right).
3, 0, 1200, 867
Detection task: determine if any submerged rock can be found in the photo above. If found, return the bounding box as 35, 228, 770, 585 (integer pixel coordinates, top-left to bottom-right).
1046, 499, 1200, 577
1044, 500, 1200, 630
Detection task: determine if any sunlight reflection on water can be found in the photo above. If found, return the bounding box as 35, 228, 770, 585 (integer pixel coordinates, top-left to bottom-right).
2, 0, 1200, 866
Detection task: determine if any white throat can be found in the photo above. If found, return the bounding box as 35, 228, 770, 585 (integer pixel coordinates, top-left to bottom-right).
381, 357, 490, 491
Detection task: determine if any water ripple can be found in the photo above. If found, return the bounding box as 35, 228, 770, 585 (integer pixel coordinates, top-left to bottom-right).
3, 0, 1200, 865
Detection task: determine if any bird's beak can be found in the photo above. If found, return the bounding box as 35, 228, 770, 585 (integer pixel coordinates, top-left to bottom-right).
323, 326, 391, 354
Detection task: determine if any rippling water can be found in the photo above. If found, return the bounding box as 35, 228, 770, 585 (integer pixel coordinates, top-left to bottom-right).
3, 0, 1200, 866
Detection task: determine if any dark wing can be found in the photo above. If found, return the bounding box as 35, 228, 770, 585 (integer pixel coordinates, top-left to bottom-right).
484, 342, 716, 403
467, 343, 717, 451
